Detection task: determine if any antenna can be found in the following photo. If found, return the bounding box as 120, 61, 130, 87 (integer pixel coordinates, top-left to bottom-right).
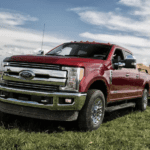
41, 23, 45, 50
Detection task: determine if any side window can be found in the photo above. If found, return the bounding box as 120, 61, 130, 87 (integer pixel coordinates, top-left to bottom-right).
113, 49, 124, 61
124, 51, 133, 59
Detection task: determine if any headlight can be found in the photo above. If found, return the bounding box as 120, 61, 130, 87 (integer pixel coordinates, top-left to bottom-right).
60, 67, 84, 92
1, 61, 9, 71
0, 62, 5, 83
0, 58, 10, 83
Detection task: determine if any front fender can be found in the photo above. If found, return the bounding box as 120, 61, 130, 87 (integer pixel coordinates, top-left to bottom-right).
80, 74, 109, 93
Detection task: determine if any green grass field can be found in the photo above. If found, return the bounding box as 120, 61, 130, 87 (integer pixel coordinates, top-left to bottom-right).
0, 99, 150, 149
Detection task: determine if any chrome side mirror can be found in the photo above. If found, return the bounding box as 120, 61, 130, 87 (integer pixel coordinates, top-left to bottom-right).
113, 61, 125, 69
112, 56, 125, 69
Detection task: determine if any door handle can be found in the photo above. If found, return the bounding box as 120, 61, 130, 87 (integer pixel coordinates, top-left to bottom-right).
126, 74, 130, 77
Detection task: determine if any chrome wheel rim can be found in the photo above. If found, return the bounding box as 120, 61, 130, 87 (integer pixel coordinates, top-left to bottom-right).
143, 92, 148, 109
91, 98, 103, 125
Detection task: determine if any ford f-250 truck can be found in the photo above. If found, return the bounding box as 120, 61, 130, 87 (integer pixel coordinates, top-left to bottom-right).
0, 41, 149, 131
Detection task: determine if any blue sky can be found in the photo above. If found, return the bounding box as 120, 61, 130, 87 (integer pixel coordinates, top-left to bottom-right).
0, 0, 150, 66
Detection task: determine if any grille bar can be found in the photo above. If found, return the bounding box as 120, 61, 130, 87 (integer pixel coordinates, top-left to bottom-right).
9, 62, 61, 70
4, 81, 59, 91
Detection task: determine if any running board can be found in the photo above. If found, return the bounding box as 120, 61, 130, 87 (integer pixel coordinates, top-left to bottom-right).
105, 102, 136, 112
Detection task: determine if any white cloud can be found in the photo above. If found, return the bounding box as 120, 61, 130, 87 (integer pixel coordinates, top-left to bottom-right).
0, 10, 70, 66
80, 32, 150, 48
115, 8, 122, 12
0, 27, 69, 56
0, 11, 38, 26
119, 0, 150, 16
119, 0, 142, 7
69, 7, 94, 12
142, 58, 148, 66
71, 10, 150, 36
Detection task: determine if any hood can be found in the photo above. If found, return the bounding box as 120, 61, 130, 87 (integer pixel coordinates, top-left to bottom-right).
9, 55, 104, 68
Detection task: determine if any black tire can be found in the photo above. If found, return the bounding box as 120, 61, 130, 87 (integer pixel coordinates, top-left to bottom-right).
136, 89, 148, 111
0, 111, 6, 123
0, 111, 12, 123
0, 111, 3, 122
78, 89, 105, 131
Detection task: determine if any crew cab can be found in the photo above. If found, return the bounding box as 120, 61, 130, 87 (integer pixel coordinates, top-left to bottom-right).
0, 41, 149, 131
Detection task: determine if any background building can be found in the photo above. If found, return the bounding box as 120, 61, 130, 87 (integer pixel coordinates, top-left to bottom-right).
137, 63, 150, 74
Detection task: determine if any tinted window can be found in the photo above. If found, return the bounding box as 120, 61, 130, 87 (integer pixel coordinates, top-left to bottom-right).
46, 43, 112, 60
124, 51, 132, 57
113, 49, 124, 60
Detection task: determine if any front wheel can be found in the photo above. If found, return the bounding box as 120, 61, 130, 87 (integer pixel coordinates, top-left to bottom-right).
136, 89, 148, 111
78, 89, 105, 131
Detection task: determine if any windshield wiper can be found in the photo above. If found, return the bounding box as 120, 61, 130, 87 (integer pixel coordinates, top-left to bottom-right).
65, 55, 86, 57
46, 54, 64, 56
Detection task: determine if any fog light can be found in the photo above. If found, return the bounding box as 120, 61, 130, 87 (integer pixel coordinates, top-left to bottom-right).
65, 99, 72, 103
41, 99, 48, 103
59, 98, 74, 105
40, 97, 53, 104
0, 91, 8, 98
0, 91, 5, 98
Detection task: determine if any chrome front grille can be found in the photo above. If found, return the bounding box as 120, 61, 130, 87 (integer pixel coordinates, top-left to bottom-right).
3, 65, 67, 86
1, 62, 67, 92
9, 62, 61, 70
4, 81, 59, 92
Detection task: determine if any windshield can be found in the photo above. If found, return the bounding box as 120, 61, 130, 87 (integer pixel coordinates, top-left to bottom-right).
46, 43, 112, 60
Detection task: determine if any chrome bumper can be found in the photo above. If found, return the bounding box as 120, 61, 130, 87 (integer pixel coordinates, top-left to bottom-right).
0, 85, 87, 110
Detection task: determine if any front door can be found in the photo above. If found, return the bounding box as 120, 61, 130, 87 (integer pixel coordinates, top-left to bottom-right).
109, 49, 130, 101
110, 68, 129, 100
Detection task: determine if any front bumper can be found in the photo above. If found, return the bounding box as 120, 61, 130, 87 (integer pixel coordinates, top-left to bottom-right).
0, 85, 87, 121
0, 85, 87, 110
0, 101, 79, 121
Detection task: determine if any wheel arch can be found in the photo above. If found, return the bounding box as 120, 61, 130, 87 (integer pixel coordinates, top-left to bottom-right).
88, 80, 108, 106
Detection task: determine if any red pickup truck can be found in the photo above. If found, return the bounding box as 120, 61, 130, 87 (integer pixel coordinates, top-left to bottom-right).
0, 41, 149, 131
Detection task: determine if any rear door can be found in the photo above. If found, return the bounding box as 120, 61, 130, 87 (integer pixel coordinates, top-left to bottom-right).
123, 51, 142, 97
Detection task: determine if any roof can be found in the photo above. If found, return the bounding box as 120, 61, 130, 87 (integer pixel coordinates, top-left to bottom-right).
70, 41, 113, 46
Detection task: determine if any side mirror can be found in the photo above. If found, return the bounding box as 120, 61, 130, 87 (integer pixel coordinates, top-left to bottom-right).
124, 55, 136, 68
112, 59, 125, 70
37, 50, 44, 55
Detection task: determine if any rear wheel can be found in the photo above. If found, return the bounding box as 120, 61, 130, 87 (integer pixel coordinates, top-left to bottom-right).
136, 89, 148, 111
78, 89, 105, 131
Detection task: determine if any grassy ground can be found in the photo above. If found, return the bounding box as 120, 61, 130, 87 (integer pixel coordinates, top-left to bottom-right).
0, 101, 150, 149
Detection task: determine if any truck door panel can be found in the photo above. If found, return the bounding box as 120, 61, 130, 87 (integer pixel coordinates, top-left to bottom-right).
110, 68, 129, 100
109, 49, 130, 101
127, 69, 141, 97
